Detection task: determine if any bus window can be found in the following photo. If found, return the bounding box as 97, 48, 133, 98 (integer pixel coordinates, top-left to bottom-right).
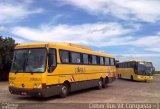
128, 63, 131, 68
125, 63, 128, 68
131, 62, 134, 68
92, 55, 97, 64
48, 49, 56, 72
119, 63, 122, 68
105, 57, 110, 66
11, 48, 47, 73
100, 57, 104, 65
60, 50, 70, 63
71, 52, 81, 64
83, 54, 88, 64
96, 56, 100, 65
124, 63, 126, 68
88, 55, 92, 64
110, 58, 115, 66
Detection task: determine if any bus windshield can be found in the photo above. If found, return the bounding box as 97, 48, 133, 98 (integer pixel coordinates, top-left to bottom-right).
11, 48, 46, 73
137, 62, 154, 76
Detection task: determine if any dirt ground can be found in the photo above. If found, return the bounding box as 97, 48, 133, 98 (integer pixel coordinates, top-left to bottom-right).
0, 76, 159, 109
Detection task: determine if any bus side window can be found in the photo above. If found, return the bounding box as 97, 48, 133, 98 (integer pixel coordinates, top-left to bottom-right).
125, 63, 127, 68
120, 63, 122, 68
123, 63, 125, 68
131, 63, 134, 68
110, 58, 115, 66
122, 63, 123, 68
105, 57, 110, 66
122, 63, 124, 68
60, 50, 70, 63
100, 57, 104, 65
126, 63, 128, 68
88, 55, 92, 64
71, 52, 81, 64
83, 54, 89, 64
128, 62, 131, 68
97, 56, 100, 65
92, 55, 97, 65
48, 49, 56, 73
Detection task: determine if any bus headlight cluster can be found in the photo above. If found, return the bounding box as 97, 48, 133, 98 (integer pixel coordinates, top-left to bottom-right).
137, 76, 142, 79
33, 84, 42, 88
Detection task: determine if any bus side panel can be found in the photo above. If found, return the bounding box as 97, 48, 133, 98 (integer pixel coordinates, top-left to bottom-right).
117, 68, 134, 79
46, 64, 115, 86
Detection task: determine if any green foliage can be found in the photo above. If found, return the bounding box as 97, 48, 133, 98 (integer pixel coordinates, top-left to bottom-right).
155, 71, 160, 74
0, 36, 16, 80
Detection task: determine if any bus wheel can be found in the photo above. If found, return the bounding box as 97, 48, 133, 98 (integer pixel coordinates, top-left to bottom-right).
97, 79, 103, 90
131, 75, 134, 81
102, 77, 108, 88
119, 74, 122, 79
60, 84, 69, 98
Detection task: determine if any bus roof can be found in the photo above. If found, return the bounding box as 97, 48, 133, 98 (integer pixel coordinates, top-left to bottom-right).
117, 60, 152, 63
15, 42, 115, 58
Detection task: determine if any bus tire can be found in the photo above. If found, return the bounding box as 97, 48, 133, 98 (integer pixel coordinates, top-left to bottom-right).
102, 77, 108, 88
97, 79, 103, 90
131, 75, 134, 81
119, 74, 122, 78
60, 84, 69, 98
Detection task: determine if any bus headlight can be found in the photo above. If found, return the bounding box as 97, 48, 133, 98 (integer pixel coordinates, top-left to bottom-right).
137, 76, 141, 79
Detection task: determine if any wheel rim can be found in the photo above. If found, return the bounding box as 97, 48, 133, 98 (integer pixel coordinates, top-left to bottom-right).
62, 86, 67, 95
99, 80, 102, 87
131, 76, 133, 80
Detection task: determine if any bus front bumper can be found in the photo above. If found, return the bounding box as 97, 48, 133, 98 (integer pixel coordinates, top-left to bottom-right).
9, 85, 61, 97
136, 76, 153, 81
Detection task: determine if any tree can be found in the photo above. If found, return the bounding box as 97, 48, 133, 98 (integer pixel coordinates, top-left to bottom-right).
0, 36, 16, 80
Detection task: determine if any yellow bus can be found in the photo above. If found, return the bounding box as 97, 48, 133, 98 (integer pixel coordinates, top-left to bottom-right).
9, 42, 116, 97
116, 60, 155, 82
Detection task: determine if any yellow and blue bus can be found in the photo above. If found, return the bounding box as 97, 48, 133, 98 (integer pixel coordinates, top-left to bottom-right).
9, 42, 116, 97
116, 60, 155, 82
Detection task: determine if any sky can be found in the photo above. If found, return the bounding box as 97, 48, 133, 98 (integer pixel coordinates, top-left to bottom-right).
0, 0, 160, 70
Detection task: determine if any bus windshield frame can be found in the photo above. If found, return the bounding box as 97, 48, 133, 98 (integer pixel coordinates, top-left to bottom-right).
135, 62, 154, 76
10, 48, 47, 73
